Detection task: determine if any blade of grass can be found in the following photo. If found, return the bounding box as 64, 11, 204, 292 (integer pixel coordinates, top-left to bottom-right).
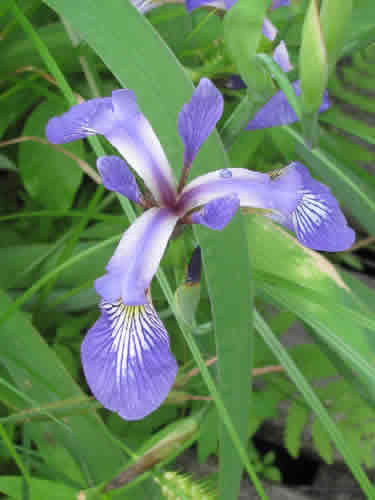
9, 0, 107, 309
259, 279, 375, 385
0, 396, 101, 425
0, 376, 70, 430
254, 309, 375, 498
0, 210, 122, 222
0, 424, 31, 487
0, 233, 122, 326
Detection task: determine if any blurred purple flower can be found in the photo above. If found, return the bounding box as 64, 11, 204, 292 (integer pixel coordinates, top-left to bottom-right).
246, 80, 331, 130
46, 78, 354, 421
185, 0, 292, 72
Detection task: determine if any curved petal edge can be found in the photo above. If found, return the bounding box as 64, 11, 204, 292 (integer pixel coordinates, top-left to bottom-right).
81, 300, 178, 421
178, 78, 224, 166
273, 163, 355, 252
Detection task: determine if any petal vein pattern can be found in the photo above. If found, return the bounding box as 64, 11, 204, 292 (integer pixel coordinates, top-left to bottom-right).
286, 164, 355, 251
81, 301, 177, 421
177, 168, 298, 214
178, 78, 224, 166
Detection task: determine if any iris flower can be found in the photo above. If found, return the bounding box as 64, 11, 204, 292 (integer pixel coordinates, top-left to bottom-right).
131, 0, 292, 72
46, 78, 354, 420
180, 0, 332, 129
186, 0, 292, 73
246, 80, 331, 130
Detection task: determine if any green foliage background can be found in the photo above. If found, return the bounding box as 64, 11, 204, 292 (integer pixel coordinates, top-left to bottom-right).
0, 0, 375, 499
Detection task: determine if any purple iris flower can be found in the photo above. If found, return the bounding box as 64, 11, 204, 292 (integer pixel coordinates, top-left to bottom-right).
247, 80, 331, 130
185, 0, 292, 72
184, 0, 326, 130
46, 78, 354, 421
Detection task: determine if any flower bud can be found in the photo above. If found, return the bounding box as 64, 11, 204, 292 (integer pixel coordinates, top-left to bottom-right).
299, 0, 328, 115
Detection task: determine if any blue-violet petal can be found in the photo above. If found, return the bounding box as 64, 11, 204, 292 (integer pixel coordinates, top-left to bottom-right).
246, 81, 330, 130
81, 300, 177, 421
192, 194, 240, 230
97, 156, 141, 204
178, 78, 224, 166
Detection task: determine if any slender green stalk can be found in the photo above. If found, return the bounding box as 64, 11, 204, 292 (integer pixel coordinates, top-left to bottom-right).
256, 53, 301, 118
35, 186, 104, 309
9, 1, 75, 105
0, 424, 32, 486
61, 17, 102, 98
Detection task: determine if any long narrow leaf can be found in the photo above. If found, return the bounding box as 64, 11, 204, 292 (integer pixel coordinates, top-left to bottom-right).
36, 0, 258, 497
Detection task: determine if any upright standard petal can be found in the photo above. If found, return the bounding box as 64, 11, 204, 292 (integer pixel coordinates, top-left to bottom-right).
192, 194, 240, 230
178, 78, 224, 166
178, 168, 282, 215
81, 300, 178, 420
262, 18, 278, 41
246, 81, 331, 130
47, 91, 177, 206
272, 163, 355, 251
46, 98, 113, 144
97, 156, 141, 204
273, 41, 293, 73
106, 90, 177, 206
97, 208, 179, 306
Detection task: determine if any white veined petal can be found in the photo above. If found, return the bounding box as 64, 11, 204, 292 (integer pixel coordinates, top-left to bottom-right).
274, 163, 355, 251
177, 168, 270, 215
81, 300, 178, 421
108, 90, 177, 206
102, 208, 179, 305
